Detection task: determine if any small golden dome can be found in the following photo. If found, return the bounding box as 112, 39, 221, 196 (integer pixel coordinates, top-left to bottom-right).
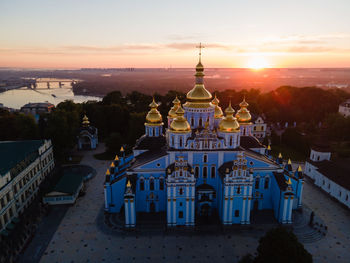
82, 115, 90, 127
114, 155, 119, 161
126, 180, 132, 188
170, 106, 191, 133
236, 96, 252, 123
110, 162, 115, 168
218, 102, 240, 133
146, 98, 163, 124
106, 169, 110, 175
211, 95, 223, 118
168, 96, 181, 118
297, 165, 302, 172
196, 61, 204, 72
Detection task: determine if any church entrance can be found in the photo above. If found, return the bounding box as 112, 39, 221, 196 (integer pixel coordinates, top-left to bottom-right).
200, 203, 210, 217
196, 184, 219, 225
81, 136, 92, 150
253, 200, 259, 210
150, 202, 156, 213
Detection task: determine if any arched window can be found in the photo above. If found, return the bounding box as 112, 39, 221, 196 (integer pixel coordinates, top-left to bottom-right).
179, 137, 183, 147
235, 210, 239, 217
150, 178, 154, 191
211, 166, 216, 178
203, 155, 208, 163
195, 166, 199, 178
191, 117, 194, 126
171, 136, 174, 146
159, 178, 164, 190
179, 211, 183, 218
140, 179, 145, 191
237, 186, 241, 194
346, 194, 348, 201
203, 166, 208, 178
229, 136, 232, 146
199, 118, 202, 127
264, 177, 269, 189
150, 128, 153, 136
255, 178, 260, 189
179, 188, 183, 195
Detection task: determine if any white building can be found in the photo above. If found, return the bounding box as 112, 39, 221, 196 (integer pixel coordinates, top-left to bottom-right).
304, 146, 350, 209
339, 99, 350, 117
0, 140, 55, 233
251, 115, 267, 141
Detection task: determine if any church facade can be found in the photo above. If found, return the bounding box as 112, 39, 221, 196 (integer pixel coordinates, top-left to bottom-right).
104, 53, 304, 228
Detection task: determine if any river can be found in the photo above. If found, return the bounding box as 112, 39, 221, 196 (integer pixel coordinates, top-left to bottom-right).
0, 78, 101, 109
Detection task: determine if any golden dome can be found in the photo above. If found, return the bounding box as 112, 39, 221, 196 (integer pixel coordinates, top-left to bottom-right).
145, 98, 163, 125
212, 95, 223, 118
186, 84, 212, 101
170, 106, 191, 133
168, 96, 181, 118
236, 97, 251, 123
218, 102, 240, 133
82, 115, 90, 127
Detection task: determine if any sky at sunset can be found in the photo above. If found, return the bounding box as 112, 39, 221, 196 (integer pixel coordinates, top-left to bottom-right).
1, 0, 350, 68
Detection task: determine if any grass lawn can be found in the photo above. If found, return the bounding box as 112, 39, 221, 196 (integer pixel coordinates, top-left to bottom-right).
93, 151, 115, 160
270, 144, 308, 162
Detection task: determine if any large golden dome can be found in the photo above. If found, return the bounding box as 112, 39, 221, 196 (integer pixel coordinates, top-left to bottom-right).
212, 95, 223, 118
168, 96, 181, 118
145, 98, 163, 125
235, 97, 252, 123
219, 102, 240, 133
186, 84, 212, 101
170, 106, 191, 133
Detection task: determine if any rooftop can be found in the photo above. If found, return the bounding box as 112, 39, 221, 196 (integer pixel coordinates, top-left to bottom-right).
51, 173, 84, 195
308, 158, 350, 190
0, 140, 45, 175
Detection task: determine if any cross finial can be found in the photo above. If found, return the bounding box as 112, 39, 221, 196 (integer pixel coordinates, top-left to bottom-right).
196, 42, 204, 62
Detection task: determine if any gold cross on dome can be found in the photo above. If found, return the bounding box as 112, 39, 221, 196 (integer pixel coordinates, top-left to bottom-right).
196, 42, 205, 62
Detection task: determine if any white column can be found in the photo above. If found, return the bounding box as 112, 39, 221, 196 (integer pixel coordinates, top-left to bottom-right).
246, 186, 252, 224
130, 200, 135, 226
104, 187, 108, 210
191, 186, 195, 225
298, 182, 303, 207
124, 200, 129, 227
172, 187, 176, 225
282, 197, 288, 223
223, 185, 228, 224
167, 186, 171, 225
186, 186, 189, 225
288, 198, 294, 223
241, 186, 247, 224
228, 186, 233, 224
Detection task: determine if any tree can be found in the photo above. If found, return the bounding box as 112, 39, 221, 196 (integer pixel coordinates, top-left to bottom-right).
254, 227, 312, 263
105, 132, 123, 153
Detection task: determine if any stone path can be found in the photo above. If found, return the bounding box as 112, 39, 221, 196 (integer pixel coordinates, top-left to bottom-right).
37, 154, 350, 263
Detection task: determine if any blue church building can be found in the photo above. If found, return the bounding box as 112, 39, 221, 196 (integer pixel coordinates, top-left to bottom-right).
104, 53, 304, 228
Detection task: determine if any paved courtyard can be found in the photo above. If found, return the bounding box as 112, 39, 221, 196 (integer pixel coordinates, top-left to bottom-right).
34, 149, 350, 263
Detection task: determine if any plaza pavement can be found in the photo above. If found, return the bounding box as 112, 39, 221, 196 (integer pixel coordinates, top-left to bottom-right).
37, 149, 350, 263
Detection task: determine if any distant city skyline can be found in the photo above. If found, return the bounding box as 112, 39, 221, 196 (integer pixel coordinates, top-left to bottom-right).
1, 0, 350, 68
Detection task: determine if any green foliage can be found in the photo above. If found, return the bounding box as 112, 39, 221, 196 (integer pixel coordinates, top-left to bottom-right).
281, 128, 309, 154
254, 227, 313, 263
239, 254, 254, 263
324, 113, 350, 141
0, 111, 38, 140
105, 132, 123, 154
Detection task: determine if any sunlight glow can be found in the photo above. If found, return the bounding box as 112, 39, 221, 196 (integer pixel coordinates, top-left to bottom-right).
246, 55, 270, 70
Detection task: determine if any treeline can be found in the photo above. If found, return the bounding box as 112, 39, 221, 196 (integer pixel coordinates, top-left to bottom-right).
0, 86, 349, 161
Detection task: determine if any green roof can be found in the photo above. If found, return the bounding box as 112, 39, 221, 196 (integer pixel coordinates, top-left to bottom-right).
0, 140, 45, 176
52, 173, 84, 195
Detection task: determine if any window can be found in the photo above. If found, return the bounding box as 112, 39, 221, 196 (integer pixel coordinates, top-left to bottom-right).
179, 202, 183, 206
150, 178, 154, 191
179, 188, 184, 195
195, 167, 199, 178
171, 136, 174, 146
191, 117, 194, 126
159, 178, 164, 190
237, 186, 241, 194
255, 178, 260, 189
203, 167, 208, 178
179, 137, 183, 147
199, 118, 202, 127
339, 191, 342, 197
346, 195, 348, 201
322, 180, 325, 185
317, 156, 320, 161
211, 166, 216, 178
229, 136, 232, 146
235, 210, 239, 217
203, 155, 208, 163
264, 177, 269, 189
140, 179, 145, 191
179, 211, 183, 218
